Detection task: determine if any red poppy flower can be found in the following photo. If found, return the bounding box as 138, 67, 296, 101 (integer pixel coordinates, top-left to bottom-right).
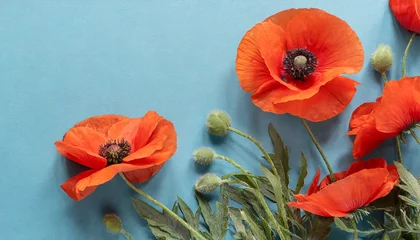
236, 8, 364, 122
288, 159, 399, 217
390, 0, 420, 32
349, 77, 420, 158
55, 111, 177, 200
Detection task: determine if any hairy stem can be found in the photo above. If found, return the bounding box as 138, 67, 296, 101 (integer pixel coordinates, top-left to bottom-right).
402, 33, 416, 77
301, 118, 336, 181
119, 173, 206, 240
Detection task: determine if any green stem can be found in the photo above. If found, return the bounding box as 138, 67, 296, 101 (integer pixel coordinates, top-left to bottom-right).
119, 173, 207, 240
410, 129, 420, 144
351, 219, 358, 240
396, 136, 403, 163
215, 154, 250, 174
300, 118, 336, 181
228, 127, 279, 177
382, 72, 387, 88
216, 154, 289, 240
402, 33, 417, 77
121, 229, 133, 240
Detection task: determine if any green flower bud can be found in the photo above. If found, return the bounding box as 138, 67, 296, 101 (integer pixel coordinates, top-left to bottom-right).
371, 44, 393, 73
103, 214, 123, 234
193, 147, 216, 165
194, 173, 222, 193
206, 110, 231, 136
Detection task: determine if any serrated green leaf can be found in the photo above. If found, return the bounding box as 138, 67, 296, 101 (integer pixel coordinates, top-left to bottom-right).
255, 177, 276, 202
260, 164, 288, 228
177, 196, 200, 230
382, 233, 391, 240
399, 195, 420, 208
229, 208, 247, 237
395, 162, 420, 201
294, 153, 308, 194
132, 198, 191, 240
196, 192, 229, 240
172, 201, 179, 215
241, 209, 267, 240
268, 123, 290, 188
224, 185, 264, 217
334, 217, 353, 233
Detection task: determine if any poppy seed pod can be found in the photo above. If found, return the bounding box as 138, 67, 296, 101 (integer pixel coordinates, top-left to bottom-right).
194, 173, 223, 193
371, 44, 393, 73
103, 214, 123, 234
206, 110, 231, 136
193, 147, 216, 165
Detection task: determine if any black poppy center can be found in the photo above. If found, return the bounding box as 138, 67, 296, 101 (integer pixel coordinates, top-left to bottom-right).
283, 48, 318, 80
99, 139, 131, 165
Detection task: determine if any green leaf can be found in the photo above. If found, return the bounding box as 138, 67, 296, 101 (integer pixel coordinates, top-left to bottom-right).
255, 177, 276, 202
132, 198, 191, 240
395, 162, 420, 201
334, 217, 353, 233
241, 209, 267, 240
399, 195, 420, 208
308, 217, 333, 240
260, 163, 288, 227
177, 196, 200, 230
224, 185, 264, 217
268, 123, 290, 188
172, 201, 180, 215
196, 192, 229, 240
294, 153, 308, 194
229, 208, 249, 239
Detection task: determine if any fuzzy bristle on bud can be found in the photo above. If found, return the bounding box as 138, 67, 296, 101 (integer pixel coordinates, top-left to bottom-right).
103, 214, 123, 234
193, 147, 216, 165
206, 110, 231, 136
194, 173, 222, 193
371, 44, 393, 73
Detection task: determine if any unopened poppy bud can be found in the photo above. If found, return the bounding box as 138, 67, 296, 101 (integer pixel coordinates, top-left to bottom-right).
194, 173, 223, 193
206, 110, 231, 136
193, 147, 216, 165
371, 44, 393, 73
103, 214, 123, 234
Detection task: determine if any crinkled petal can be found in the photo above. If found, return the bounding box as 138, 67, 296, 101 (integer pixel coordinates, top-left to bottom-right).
286, 8, 364, 85
55, 141, 107, 169
61, 170, 99, 201
264, 76, 358, 122
123, 163, 165, 183
72, 114, 127, 135
236, 21, 298, 92
375, 77, 420, 134
390, 0, 420, 32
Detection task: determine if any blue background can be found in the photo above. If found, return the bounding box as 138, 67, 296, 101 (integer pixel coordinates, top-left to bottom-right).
1, 0, 420, 239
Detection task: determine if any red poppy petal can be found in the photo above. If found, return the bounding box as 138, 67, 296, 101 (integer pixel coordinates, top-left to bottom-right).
350, 102, 378, 122
287, 201, 348, 217
124, 119, 177, 165
55, 141, 107, 169
72, 114, 127, 135
390, 0, 420, 32
375, 77, 420, 134
63, 127, 107, 154
286, 9, 364, 81
61, 169, 99, 201
236, 21, 297, 93
307, 168, 321, 195
318, 171, 347, 189
264, 8, 312, 29
267, 76, 358, 122
108, 111, 164, 151
75, 163, 155, 189
352, 120, 395, 159
297, 169, 389, 215
123, 163, 165, 182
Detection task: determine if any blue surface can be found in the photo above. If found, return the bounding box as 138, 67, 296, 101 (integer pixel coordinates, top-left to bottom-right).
1, 0, 420, 239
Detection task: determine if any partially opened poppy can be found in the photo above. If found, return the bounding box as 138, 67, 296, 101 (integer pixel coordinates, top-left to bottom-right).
390, 0, 420, 32
288, 159, 399, 217
236, 8, 364, 122
349, 77, 420, 158
55, 111, 177, 200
